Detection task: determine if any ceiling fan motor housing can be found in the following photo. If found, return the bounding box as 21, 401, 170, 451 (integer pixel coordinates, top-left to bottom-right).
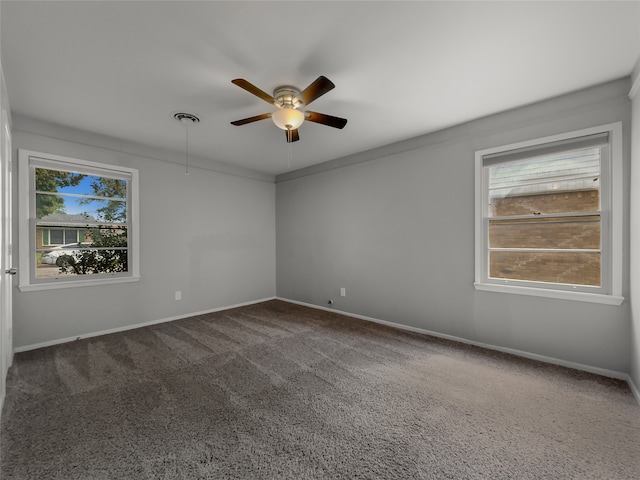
273, 86, 303, 109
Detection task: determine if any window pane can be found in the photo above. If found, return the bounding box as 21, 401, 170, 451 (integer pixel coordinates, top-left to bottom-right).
35, 248, 128, 279
58, 175, 126, 199
35, 225, 127, 278
35, 167, 128, 223
490, 190, 599, 216
49, 229, 63, 245
35, 168, 85, 193
63, 229, 79, 244
36, 169, 126, 198
489, 147, 600, 216
38, 227, 90, 250
489, 216, 600, 249
489, 251, 600, 286
36, 193, 126, 223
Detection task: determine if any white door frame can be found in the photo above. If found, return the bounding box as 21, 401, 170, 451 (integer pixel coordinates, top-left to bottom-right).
0, 73, 14, 411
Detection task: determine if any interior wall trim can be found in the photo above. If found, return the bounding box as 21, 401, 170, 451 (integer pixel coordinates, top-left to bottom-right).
13, 296, 277, 353
277, 297, 639, 405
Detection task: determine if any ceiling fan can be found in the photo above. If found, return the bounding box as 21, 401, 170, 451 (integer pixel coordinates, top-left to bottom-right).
230, 76, 347, 143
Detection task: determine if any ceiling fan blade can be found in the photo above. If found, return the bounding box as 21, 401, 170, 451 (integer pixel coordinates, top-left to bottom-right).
231, 79, 275, 105
230, 113, 272, 126
305, 111, 348, 129
286, 129, 300, 143
294, 76, 335, 106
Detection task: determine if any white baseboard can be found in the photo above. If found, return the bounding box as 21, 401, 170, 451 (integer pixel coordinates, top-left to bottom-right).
13, 296, 276, 353
278, 297, 638, 403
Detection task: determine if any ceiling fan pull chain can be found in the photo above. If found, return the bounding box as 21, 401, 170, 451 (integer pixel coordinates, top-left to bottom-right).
173, 113, 200, 176
184, 120, 190, 175
287, 132, 293, 169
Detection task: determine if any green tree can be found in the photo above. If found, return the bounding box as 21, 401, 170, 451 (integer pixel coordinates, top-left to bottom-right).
58, 176, 129, 276
35, 169, 85, 218
81, 177, 127, 222
57, 225, 128, 275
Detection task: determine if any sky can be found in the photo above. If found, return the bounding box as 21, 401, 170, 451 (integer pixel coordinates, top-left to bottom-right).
39, 174, 126, 219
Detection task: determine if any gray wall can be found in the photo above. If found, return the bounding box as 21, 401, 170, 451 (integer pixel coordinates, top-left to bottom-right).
12, 116, 276, 348
630, 59, 640, 393
276, 78, 632, 374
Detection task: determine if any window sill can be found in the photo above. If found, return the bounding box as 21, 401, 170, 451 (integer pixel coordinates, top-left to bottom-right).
18, 275, 140, 292
473, 282, 624, 305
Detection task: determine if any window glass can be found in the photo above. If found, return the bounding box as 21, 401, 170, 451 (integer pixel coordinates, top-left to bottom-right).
44, 228, 80, 246
19, 150, 139, 290
487, 147, 601, 286
49, 229, 64, 245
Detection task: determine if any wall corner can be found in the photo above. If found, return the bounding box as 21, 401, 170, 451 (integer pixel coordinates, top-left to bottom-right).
630, 56, 640, 99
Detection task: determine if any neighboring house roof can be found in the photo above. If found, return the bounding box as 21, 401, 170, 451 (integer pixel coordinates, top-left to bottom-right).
489, 148, 600, 198
38, 213, 96, 224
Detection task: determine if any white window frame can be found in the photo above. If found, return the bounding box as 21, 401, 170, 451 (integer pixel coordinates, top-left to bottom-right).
474, 123, 623, 305
18, 149, 140, 291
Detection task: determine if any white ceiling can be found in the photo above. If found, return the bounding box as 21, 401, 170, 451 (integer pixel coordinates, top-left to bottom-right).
2, 1, 639, 176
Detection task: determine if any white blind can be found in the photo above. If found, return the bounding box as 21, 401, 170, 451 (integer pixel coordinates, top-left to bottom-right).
483, 132, 609, 167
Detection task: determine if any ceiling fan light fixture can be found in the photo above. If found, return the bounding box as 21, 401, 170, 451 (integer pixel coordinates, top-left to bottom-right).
230, 76, 346, 143
272, 108, 304, 131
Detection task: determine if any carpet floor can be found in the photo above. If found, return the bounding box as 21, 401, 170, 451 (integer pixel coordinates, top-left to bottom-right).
1, 300, 639, 479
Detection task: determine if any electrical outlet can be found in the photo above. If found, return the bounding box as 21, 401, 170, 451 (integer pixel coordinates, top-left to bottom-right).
175, 291, 182, 301
340, 288, 346, 297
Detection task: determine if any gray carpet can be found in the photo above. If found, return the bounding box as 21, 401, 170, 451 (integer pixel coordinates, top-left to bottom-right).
1, 300, 639, 479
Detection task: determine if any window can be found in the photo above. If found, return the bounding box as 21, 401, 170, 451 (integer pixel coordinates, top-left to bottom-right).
42, 228, 83, 246
18, 150, 139, 291
474, 123, 623, 305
